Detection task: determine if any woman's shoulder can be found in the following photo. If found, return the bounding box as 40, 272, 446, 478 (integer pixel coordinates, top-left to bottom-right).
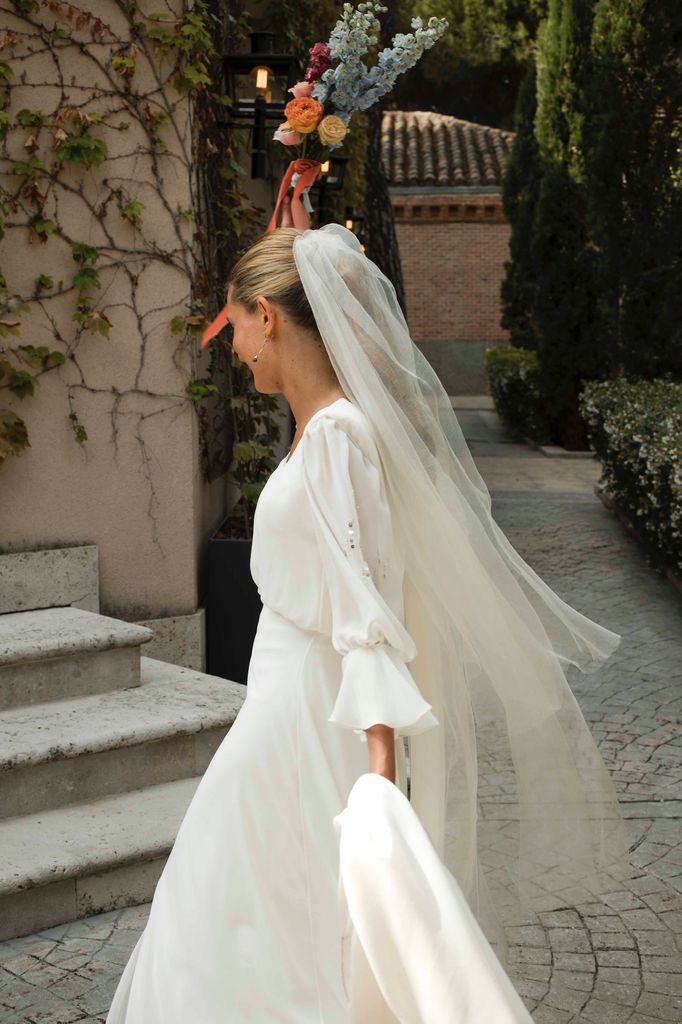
307, 397, 381, 468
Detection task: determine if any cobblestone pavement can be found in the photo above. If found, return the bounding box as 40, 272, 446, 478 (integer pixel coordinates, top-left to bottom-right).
1, 397, 680, 1023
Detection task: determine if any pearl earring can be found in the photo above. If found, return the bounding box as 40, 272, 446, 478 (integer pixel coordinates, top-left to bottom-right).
253, 332, 270, 362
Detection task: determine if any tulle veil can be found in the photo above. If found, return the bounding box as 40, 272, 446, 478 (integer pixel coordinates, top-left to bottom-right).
292, 222, 631, 968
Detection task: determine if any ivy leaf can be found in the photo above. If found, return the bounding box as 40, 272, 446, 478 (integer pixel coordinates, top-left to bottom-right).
0, 410, 30, 463
17, 108, 49, 128
174, 62, 211, 95
36, 274, 54, 290
32, 216, 56, 242
88, 310, 113, 336
15, 345, 65, 371
56, 134, 108, 168
186, 378, 219, 401
47, 25, 70, 42
7, 368, 38, 398
70, 242, 99, 265
69, 411, 88, 444
73, 266, 101, 292
121, 200, 144, 227
11, 158, 45, 180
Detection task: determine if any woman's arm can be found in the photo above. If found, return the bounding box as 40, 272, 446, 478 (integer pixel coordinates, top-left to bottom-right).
366, 723, 396, 783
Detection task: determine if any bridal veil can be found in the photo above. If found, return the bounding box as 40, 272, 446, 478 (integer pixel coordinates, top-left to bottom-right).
292, 223, 630, 967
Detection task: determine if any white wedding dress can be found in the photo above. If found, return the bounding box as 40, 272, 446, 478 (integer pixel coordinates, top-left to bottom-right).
106, 397, 532, 1023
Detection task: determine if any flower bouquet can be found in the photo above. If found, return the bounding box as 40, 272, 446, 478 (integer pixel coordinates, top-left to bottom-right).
200, 2, 447, 348
266, 1, 448, 232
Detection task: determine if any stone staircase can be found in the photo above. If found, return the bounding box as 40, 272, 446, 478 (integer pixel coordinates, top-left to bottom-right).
0, 605, 245, 941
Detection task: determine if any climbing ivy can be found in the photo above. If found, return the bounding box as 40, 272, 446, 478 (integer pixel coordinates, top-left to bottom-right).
0, 0, 235, 473
0, 0, 368, 543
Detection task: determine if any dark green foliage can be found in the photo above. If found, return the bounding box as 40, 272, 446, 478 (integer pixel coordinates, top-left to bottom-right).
580, 378, 682, 573
500, 62, 542, 350
529, 0, 608, 449
584, 0, 682, 379
500, 0, 682, 449
530, 161, 609, 448
484, 343, 553, 444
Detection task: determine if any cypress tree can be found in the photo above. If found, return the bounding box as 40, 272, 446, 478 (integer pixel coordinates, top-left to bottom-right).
585, 0, 682, 378
500, 62, 543, 351
531, 0, 609, 448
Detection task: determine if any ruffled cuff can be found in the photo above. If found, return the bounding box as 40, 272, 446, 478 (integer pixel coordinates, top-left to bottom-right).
329, 644, 439, 743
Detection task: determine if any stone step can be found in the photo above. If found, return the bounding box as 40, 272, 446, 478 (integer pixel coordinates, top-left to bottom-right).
0, 776, 203, 941
0, 655, 245, 820
0, 607, 155, 709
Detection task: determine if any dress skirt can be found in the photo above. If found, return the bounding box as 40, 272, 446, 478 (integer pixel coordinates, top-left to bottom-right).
106, 602, 372, 1024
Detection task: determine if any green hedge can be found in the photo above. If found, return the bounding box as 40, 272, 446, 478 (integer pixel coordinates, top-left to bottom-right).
484, 344, 553, 445
579, 378, 682, 574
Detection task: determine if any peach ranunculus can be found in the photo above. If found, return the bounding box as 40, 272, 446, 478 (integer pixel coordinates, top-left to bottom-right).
284, 97, 323, 134
317, 114, 348, 148
288, 80, 314, 99
273, 121, 302, 146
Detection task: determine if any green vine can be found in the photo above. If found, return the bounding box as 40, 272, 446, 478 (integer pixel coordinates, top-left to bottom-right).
0, 0, 368, 546
0, 0, 221, 475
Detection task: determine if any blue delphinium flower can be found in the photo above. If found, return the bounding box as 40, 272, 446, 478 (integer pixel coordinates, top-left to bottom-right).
310, 3, 448, 150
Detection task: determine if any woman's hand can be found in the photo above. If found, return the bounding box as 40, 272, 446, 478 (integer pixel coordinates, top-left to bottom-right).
278, 193, 311, 229
365, 723, 396, 784
279, 194, 294, 227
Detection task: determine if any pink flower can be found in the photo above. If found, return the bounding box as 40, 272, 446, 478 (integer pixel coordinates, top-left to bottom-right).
273, 121, 302, 146
288, 80, 314, 98
304, 41, 333, 83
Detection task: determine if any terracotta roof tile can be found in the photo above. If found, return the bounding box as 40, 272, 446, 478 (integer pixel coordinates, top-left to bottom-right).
381, 110, 515, 189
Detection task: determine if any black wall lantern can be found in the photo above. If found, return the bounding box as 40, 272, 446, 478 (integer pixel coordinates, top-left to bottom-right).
344, 205, 366, 248
220, 32, 302, 179
312, 153, 349, 224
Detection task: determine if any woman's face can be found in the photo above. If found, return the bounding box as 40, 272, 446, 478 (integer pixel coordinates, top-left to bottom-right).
225, 290, 280, 393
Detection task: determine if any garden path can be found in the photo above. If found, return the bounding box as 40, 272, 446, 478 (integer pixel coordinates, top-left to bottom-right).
1, 396, 680, 1024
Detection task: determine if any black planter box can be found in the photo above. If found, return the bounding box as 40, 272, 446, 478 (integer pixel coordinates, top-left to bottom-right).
206, 522, 263, 685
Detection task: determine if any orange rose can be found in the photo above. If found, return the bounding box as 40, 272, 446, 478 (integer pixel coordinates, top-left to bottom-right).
284, 97, 323, 134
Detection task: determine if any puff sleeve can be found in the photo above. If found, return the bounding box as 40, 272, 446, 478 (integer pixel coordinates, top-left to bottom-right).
299, 414, 439, 742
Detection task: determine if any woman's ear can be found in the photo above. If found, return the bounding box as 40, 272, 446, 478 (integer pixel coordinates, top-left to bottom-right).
257, 295, 276, 332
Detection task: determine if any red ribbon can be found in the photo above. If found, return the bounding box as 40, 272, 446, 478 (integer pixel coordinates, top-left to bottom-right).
266, 157, 322, 233
200, 158, 322, 349
199, 303, 230, 349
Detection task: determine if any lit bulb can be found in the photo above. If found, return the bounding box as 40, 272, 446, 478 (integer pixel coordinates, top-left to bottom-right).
345, 219, 353, 230
321, 160, 330, 173
255, 66, 269, 91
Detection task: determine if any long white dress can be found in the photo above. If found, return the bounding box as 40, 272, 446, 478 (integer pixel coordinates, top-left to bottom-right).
105, 396, 532, 1023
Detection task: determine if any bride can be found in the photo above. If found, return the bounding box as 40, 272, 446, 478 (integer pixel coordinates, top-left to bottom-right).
106, 220, 630, 1022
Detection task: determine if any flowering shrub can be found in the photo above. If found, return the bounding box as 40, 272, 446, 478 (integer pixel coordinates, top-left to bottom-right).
580, 378, 682, 573
484, 344, 553, 445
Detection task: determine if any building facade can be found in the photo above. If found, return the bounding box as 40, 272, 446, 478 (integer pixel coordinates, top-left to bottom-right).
381, 110, 515, 394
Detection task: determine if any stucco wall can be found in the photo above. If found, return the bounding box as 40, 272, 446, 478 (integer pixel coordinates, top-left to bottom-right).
0, 1, 224, 621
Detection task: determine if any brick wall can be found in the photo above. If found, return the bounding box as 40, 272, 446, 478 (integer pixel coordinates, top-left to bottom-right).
391, 193, 511, 344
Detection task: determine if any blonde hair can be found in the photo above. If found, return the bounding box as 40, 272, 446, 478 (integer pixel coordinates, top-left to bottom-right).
227, 227, 321, 340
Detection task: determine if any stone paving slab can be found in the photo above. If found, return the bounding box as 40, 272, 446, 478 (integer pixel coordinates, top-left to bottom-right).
1, 398, 681, 1023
